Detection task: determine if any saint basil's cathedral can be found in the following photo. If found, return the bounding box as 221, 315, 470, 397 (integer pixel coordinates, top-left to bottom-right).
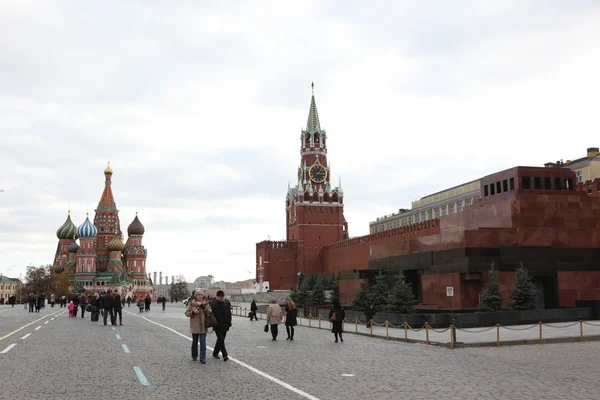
52, 164, 152, 299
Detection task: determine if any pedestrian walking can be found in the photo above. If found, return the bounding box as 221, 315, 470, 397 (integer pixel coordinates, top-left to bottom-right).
90, 293, 100, 322
329, 302, 346, 343
266, 299, 283, 341
185, 291, 211, 363
102, 290, 114, 326
162, 296, 166, 310
137, 297, 144, 313
250, 299, 258, 321
364, 300, 376, 328
80, 294, 88, 319
211, 290, 231, 361
113, 291, 123, 326
127, 296, 131, 307
28, 293, 35, 313
284, 297, 297, 341
68, 301, 75, 318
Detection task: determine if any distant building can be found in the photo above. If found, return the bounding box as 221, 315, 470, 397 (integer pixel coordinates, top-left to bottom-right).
370, 180, 480, 233
193, 275, 214, 290
545, 146, 600, 184
0, 275, 19, 302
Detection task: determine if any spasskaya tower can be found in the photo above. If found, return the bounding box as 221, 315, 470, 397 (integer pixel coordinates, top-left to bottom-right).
256, 83, 348, 290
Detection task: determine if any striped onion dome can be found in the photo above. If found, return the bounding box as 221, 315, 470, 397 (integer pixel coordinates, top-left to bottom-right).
52, 262, 64, 274
77, 215, 98, 238
56, 214, 77, 240
127, 214, 145, 236
68, 239, 80, 253
107, 234, 125, 252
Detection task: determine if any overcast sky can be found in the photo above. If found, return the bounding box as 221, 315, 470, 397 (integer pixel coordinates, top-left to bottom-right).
1, 1, 600, 283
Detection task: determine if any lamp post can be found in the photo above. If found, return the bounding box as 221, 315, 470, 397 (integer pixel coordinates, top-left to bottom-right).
19, 273, 22, 305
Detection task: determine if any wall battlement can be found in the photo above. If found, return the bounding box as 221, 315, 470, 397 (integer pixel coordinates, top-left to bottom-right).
324, 218, 440, 250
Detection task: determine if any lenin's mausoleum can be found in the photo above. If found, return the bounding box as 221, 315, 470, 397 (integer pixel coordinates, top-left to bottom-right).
256, 85, 600, 310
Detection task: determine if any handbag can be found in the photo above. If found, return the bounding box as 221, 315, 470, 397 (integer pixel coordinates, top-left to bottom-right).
205, 313, 217, 329
85, 305, 91, 312
264, 324, 269, 333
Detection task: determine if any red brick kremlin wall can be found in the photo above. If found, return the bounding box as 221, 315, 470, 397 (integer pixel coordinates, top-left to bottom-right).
322, 219, 442, 277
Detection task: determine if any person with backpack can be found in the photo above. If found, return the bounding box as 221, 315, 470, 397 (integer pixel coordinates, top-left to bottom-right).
328, 302, 345, 343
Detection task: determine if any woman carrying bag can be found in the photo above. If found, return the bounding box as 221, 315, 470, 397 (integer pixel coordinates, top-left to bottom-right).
185, 291, 212, 363
266, 299, 283, 341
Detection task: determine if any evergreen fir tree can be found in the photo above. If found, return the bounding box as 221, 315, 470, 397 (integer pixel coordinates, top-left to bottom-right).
297, 271, 305, 287
387, 273, 416, 314
289, 286, 299, 303
510, 264, 538, 310
478, 263, 503, 312
330, 277, 340, 305
307, 274, 318, 292
296, 276, 311, 306
311, 276, 326, 305
368, 275, 390, 309
351, 282, 370, 310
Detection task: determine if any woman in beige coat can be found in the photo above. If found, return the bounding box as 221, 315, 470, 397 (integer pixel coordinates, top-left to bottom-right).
266, 298, 283, 341
186, 291, 211, 363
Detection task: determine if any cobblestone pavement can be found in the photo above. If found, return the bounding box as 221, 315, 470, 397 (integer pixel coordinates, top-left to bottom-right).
0, 303, 598, 399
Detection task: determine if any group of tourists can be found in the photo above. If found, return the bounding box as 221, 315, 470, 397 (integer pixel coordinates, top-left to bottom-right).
0, 296, 16, 306
260, 297, 346, 343
27, 293, 46, 312
63, 292, 156, 325
185, 292, 347, 364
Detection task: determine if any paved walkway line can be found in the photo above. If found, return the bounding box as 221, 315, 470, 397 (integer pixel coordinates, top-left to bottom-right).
115, 334, 121, 340
20, 333, 31, 340
124, 310, 321, 400
0, 343, 17, 354
0, 310, 61, 342
35, 326, 41, 331
44, 321, 49, 324
122, 344, 130, 353
133, 366, 150, 386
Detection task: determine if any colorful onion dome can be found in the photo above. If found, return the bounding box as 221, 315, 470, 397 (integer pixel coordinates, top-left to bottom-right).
107, 234, 125, 252
56, 214, 77, 240
52, 262, 64, 274
127, 213, 145, 236
104, 162, 113, 175
77, 215, 98, 238
68, 238, 80, 253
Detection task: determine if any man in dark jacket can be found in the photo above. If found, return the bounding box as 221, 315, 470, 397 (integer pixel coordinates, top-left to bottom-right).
250, 299, 258, 321
211, 290, 231, 361
102, 290, 114, 326
28, 294, 35, 312
364, 301, 376, 328
112, 291, 123, 326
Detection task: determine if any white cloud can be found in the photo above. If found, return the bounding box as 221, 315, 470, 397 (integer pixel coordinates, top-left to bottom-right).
2, 1, 600, 282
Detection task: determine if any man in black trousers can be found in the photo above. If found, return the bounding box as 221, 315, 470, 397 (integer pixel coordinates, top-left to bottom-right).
211, 290, 232, 362
102, 290, 114, 326
112, 291, 123, 326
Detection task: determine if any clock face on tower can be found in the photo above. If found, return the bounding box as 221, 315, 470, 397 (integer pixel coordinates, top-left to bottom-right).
309, 164, 327, 183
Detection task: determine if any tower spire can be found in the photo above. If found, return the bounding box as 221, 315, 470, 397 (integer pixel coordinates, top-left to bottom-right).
98, 163, 117, 211
306, 81, 321, 133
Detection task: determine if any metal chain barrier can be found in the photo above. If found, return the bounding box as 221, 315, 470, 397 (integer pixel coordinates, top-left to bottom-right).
501, 324, 539, 331
231, 306, 600, 349
456, 325, 498, 333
